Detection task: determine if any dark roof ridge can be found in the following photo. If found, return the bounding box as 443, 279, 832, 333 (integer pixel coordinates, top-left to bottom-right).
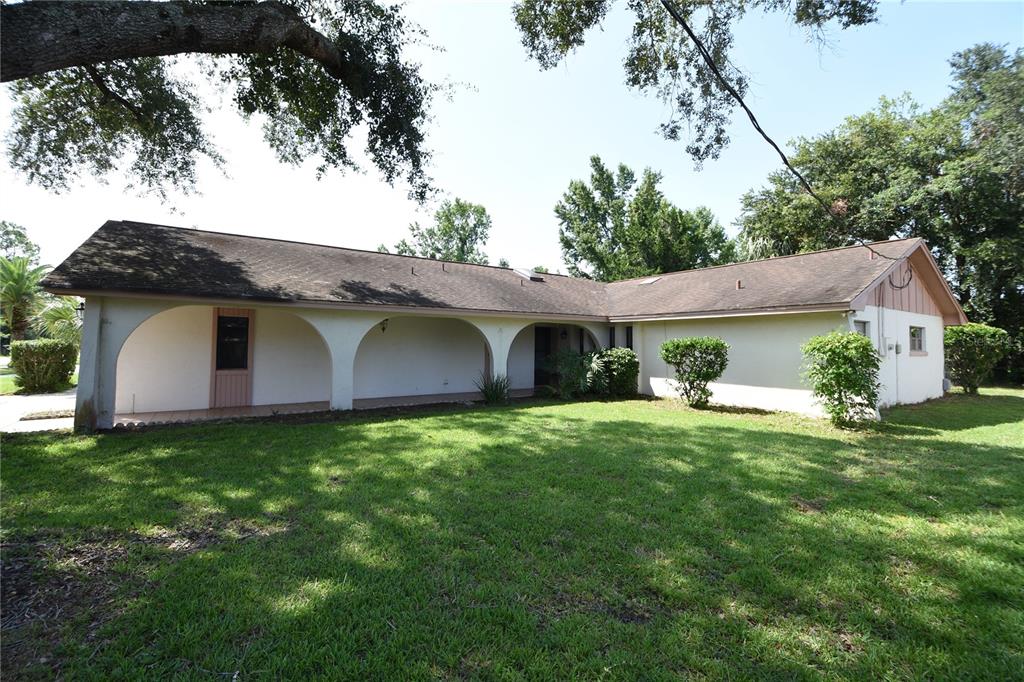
607, 237, 922, 286
116, 219, 580, 278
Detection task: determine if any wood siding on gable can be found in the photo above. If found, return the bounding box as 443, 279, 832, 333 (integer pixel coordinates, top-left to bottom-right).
868, 261, 942, 317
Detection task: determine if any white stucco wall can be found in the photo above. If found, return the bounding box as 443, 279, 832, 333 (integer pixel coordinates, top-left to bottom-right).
252, 309, 331, 405
115, 305, 212, 414
849, 305, 945, 406
507, 327, 535, 389
353, 317, 488, 399
638, 312, 848, 416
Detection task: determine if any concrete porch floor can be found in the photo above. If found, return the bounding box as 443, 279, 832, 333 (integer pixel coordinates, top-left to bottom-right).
114, 389, 537, 427
115, 401, 330, 427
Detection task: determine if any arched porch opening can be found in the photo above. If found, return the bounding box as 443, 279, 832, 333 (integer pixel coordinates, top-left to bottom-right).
114, 305, 330, 419
507, 323, 601, 391
352, 316, 493, 409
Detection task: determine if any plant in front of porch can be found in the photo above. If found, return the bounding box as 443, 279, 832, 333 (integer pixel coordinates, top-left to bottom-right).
475, 372, 511, 405
802, 331, 880, 426
659, 337, 729, 408
9, 338, 77, 393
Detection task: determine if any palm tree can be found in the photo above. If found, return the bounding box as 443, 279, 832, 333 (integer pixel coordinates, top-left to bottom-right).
0, 256, 48, 341
33, 296, 82, 346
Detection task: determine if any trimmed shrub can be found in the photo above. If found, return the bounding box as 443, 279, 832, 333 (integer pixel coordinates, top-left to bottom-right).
10, 338, 77, 393
475, 372, 511, 405
802, 331, 880, 425
602, 347, 640, 397
944, 323, 1010, 394
659, 337, 729, 407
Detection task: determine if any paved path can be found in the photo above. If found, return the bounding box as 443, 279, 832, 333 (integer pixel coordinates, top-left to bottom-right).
0, 387, 76, 433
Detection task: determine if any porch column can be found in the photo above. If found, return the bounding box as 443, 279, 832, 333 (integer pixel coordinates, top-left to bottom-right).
463, 318, 532, 380
295, 310, 385, 410
75, 297, 177, 431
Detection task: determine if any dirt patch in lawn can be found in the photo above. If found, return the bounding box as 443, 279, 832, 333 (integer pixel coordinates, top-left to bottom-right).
1, 517, 288, 679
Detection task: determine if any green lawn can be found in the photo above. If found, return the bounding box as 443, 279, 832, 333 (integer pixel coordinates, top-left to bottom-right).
2, 390, 1022, 679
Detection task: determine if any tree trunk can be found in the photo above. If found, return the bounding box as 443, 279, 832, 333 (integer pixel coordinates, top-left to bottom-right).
1, 1, 363, 95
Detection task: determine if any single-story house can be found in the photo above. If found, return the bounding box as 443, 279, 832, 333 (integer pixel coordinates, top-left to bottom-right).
42, 220, 967, 430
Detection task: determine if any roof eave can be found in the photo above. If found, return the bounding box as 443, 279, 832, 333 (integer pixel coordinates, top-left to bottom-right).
43, 286, 611, 323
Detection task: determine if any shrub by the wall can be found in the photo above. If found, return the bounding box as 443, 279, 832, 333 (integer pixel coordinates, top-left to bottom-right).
659, 337, 729, 408
801, 331, 880, 425
475, 372, 511, 405
602, 347, 639, 397
584, 351, 609, 396
944, 323, 1010, 394
10, 339, 77, 393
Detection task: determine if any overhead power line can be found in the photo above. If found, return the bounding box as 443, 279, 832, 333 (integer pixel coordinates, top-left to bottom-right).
657, 0, 900, 263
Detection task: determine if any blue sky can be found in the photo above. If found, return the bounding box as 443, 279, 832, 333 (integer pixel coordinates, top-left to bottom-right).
1, 1, 1021, 270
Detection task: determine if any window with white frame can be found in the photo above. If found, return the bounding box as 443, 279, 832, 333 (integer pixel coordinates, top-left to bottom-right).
909, 326, 926, 353
854, 320, 869, 337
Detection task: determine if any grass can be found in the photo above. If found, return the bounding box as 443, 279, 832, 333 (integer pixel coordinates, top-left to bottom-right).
1, 390, 1022, 680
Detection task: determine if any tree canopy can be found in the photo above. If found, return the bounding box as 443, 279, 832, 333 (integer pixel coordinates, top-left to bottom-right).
382, 198, 494, 265
556, 156, 735, 281
0, 222, 40, 263
0, 0, 886, 201
514, 0, 879, 164
1, 1, 437, 201
737, 43, 1023, 379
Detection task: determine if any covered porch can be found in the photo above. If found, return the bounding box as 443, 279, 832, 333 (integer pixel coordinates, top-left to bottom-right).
77, 296, 608, 430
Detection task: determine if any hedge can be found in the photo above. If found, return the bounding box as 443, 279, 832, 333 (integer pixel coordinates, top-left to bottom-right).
944, 323, 1010, 394
10, 339, 77, 394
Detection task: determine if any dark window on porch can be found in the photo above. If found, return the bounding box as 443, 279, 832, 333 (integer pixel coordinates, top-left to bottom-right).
216, 315, 249, 370
625, 326, 633, 350
578, 328, 584, 354
609, 327, 616, 348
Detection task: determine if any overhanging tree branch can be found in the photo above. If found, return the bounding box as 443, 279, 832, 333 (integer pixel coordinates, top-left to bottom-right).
0, 0, 365, 97
659, 0, 901, 262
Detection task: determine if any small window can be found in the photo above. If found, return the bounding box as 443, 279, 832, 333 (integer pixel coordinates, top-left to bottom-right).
216, 315, 250, 370
609, 327, 616, 348
909, 326, 926, 354
625, 326, 634, 350
578, 328, 584, 354
854, 320, 869, 337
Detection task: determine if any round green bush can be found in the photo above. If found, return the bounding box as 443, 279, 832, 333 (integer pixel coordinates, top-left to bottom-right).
659, 336, 729, 407
944, 323, 1010, 394
801, 331, 880, 425
602, 347, 639, 397
9, 339, 77, 393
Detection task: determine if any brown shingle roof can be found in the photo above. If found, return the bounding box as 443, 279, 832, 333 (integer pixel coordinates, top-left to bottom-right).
42, 220, 610, 318
605, 238, 921, 319
42, 220, 927, 320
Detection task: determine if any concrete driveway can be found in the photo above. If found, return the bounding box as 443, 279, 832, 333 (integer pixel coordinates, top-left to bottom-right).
0, 387, 76, 433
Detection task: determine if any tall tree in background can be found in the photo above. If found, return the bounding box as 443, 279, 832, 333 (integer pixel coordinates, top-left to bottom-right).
514, 0, 879, 164
556, 156, 735, 281
0, 222, 41, 263
737, 44, 1023, 378
382, 198, 494, 265
1, 1, 437, 201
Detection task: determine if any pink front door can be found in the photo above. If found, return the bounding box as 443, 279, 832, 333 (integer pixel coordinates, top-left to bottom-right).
210, 308, 254, 408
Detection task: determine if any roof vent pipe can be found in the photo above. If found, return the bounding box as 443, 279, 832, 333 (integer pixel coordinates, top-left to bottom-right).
736, 279, 743, 290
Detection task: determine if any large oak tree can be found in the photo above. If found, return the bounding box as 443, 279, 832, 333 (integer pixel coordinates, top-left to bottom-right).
2, 1, 881, 200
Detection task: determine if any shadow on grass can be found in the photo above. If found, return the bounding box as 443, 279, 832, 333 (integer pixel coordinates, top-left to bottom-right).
2, 398, 1022, 678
